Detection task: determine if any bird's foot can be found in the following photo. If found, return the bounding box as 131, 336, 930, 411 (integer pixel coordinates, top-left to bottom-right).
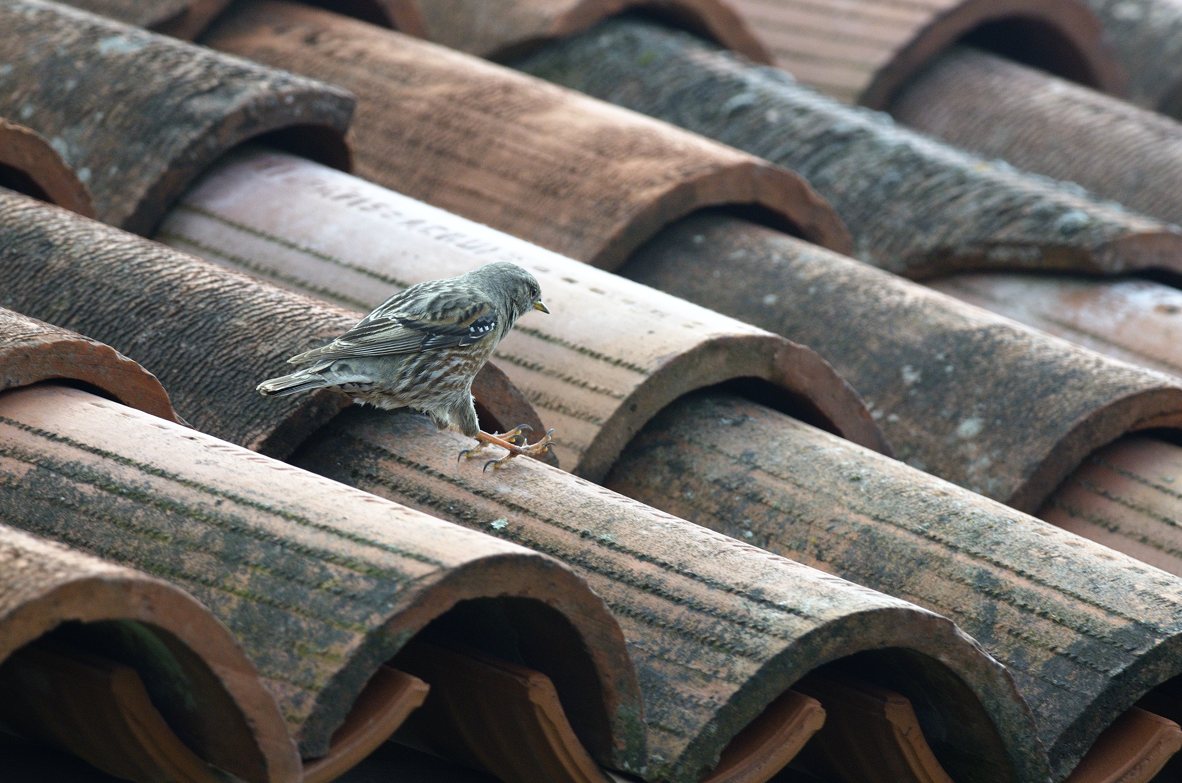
495, 424, 533, 447
459, 426, 555, 471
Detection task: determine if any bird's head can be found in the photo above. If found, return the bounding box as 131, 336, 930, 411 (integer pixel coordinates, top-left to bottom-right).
478, 261, 549, 323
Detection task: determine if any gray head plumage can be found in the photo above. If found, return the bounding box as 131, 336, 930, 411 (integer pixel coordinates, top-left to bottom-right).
468, 261, 548, 323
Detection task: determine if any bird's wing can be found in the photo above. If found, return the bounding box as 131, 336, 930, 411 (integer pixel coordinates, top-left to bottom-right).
287, 285, 498, 365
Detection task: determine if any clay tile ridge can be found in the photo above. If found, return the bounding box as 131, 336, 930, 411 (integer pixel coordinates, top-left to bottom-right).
725, 0, 1123, 107
160, 148, 890, 479
518, 18, 1182, 282
62, 0, 773, 64
0, 0, 353, 235
201, 1, 853, 270
0, 189, 541, 458
0, 381, 644, 776
0, 305, 177, 423
0, 517, 300, 782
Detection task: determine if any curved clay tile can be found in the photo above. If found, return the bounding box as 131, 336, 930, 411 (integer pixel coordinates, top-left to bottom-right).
929, 275, 1182, 576
0, 1, 353, 234
0, 120, 94, 218
295, 405, 1047, 783
1041, 437, 1182, 577
200, 1, 852, 270
0, 193, 1033, 779
0, 524, 300, 783
158, 148, 887, 479
400, 0, 769, 62
604, 391, 1182, 782
724, 0, 1121, 107
890, 46, 1182, 231
700, 690, 825, 783
0, 306, 177, 423
0, 191, 540, 458
392, 641, 612, 783
51, 0, 189, 30
931, 274, 1182, 384
1063, 708, 1182, 783
624, 215, 1182, 513
300, 665, 428, 783
517, 18, 1182, 280
146, 152, 1035, 780
0, 383, 643, 775
792, 674, 953, 783
1079, 0, 1182, 116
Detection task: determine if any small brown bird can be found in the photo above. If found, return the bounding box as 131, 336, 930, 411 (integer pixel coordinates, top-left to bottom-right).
257, 261, 552, 468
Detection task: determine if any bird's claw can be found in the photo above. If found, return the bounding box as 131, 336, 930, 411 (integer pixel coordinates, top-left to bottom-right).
457, 444, 488, 463
498, 424, 533, 447
519, 427, 555, 458
460, 426, 555, 470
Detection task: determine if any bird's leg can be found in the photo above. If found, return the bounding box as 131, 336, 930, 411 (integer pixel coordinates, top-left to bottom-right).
459, 425, 555, 471
456, 425, 530, 458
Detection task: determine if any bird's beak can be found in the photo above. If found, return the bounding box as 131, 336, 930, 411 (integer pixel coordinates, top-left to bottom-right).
533, 300, 550, 314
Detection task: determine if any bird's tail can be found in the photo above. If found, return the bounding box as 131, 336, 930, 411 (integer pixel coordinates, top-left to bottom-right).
256, 369, 329, 397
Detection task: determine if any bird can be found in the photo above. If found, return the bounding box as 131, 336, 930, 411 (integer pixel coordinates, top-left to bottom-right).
257, 261, 553, 469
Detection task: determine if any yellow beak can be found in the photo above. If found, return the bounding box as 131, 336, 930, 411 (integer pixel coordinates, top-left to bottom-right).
533, 300, 550, 314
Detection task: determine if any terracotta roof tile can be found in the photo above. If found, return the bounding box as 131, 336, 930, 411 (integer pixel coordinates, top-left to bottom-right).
723, 0, 1121, 106
605, 392, 1182, 780
0, 1, 352, 233
0, 191, 538, 457
297, 405, 1043, 782
890, 46, 1182, 230
1080, 0, 1182, 116
159, 147, 887, 477
0, 306, 176, 423
623, 214, 1182, 513
0, 118, 95, 218
0, 185, 1016, 781
930, 272, 1182, 383
201, 1, 852, 269
0, 381, 640, 774
0, 524, 299, 782
516, 18, 1182, 280
11, 0, 1182, 779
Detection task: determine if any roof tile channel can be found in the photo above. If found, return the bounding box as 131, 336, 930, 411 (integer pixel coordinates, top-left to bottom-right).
1080, 0, 1182, 117
0, 191, 643, 780
161, 147, 884, 478
0, 167, 1029, 782
201, 1, 852, 270
0, 522, 299, 783
179, 4, 1182, 780
725, 0, 1121, 107
515, 17, 1182, 280
160, 144, 1182, 783
9, 0, 1182, 780
888, 46, 1182, 231
0, 0, 353, 235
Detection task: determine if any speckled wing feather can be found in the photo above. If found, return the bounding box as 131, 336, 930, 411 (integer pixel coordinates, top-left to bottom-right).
287, 282, 498, 365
